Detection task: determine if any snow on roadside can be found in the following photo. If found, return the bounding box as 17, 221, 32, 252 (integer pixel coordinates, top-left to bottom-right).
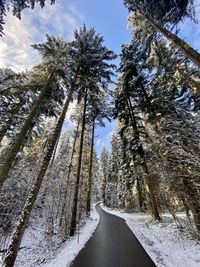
41, 205, 99, 267
101, 204, 200, 267
0, 205, 99, 267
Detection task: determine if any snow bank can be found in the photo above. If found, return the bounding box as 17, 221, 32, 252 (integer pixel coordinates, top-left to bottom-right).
101, 204, 200, 267
41, 205, 99, 267
0, 205, 99, 267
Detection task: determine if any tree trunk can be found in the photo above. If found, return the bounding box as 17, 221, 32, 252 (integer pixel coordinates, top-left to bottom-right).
0, 101, 23, 145
0, 73, 54, 189
59, 120, 80, 233
49, 130, 61, 168
86, 119, 95, 215
181, 197, 191, 222
4, 85, 76, 267
126, 96, 161, 220
182, 178, 200, 232
141, 163, 161, 220
138, 79, 161, 129
102, 180, 106, 205
144, 15, 200, 68
69, 89, 88, 236
136, 176, 146, 211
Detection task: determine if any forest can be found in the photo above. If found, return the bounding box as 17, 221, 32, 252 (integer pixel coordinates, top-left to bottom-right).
0, 0, 200, 267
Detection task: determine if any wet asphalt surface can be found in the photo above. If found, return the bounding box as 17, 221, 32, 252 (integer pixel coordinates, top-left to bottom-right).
71, 203, 156, 267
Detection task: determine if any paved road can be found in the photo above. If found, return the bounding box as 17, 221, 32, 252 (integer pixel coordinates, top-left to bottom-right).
71, 204, 156, 267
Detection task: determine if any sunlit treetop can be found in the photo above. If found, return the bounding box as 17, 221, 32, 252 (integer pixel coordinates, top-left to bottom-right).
124, 0, 195, 25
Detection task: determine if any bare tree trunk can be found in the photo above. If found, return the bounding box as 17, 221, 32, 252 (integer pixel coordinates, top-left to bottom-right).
69, 89, 88, 236
49, 130, 61, 168
181, 197, 191, 222
86, 119, 95, 215
3, 84, 76, 267
102, 180, 106, 205
59, 120, 80, 232
0, 73, 54, 189
136, 176, 146, 211
141, 163, 161, 220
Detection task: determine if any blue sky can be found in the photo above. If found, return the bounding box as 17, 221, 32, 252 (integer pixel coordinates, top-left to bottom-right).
77, 0, 131, 53
0, 0, 200, 156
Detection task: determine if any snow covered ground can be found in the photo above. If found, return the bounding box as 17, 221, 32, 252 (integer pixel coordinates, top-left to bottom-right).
41, 206, 99, 267
101, 204, 200, 267
0, 205, 99, 267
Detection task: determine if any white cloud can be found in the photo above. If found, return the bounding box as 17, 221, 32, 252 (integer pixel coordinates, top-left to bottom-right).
0, 1, 83, 72
96, 139, 101, 146
0, 14, 40, 71
106, 120, 117, 142
106, 131, 113, 142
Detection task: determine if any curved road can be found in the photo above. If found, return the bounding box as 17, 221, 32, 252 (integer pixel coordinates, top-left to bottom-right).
71, 204, 156, 267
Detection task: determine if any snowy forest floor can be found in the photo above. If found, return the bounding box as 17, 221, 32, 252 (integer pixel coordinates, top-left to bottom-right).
101, 204, 200, 267
40, 206, 99, 267
0, 205, 99, 267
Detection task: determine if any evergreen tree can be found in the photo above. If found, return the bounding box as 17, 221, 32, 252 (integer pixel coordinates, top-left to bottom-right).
0, 35, 70, 190
105, 132, 122, 208
69, 25, 116, 236
101, 146, 110, 204
86, 87, 112, 214
113, 45, 161, 219
124, 0, 195, 24
124, 0, 200, 68
116, 17, 200, 230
